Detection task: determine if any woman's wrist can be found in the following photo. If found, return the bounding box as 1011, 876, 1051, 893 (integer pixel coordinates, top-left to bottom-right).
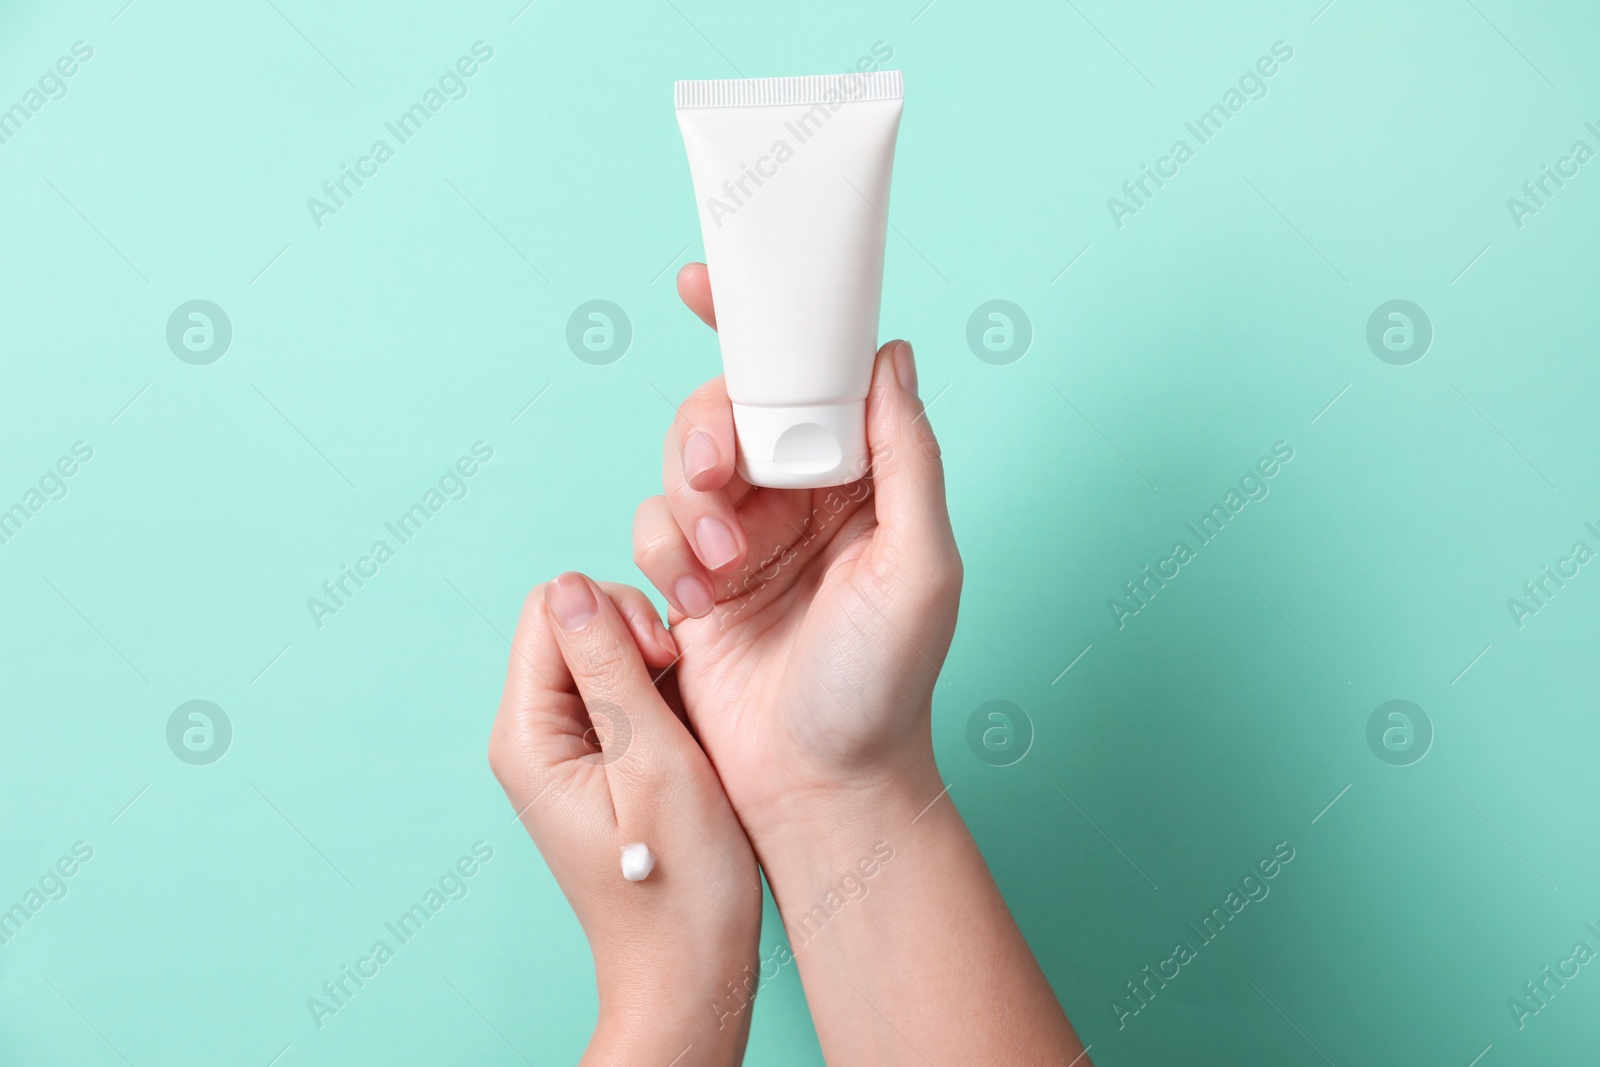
586, 1010, 749, 1067
589, 952, 759, 1066
749, 752, 949, 922
743, 727, 942, 832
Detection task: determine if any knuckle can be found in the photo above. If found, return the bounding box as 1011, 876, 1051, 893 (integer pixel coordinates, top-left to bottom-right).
633, 524, 683, 574
571, 638, 632, 695
518, 583, 549, 621
916, 554, 963, 613
609, 581, 649, 609
935, 548, 965, 599
486, 734, 508, 781
673, 385, 729, 440
671, 401, 701, 438
486, 715, 520, 784
666, 471, 703, 509
685, 378, 723, 411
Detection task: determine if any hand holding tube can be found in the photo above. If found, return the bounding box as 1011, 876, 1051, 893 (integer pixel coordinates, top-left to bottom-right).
632, 266, 1088, 1064
634, 263, 961, 838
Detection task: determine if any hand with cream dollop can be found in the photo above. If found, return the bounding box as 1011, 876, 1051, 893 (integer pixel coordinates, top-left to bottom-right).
488, 573, 761, 1065
628, 264, 1088, 1065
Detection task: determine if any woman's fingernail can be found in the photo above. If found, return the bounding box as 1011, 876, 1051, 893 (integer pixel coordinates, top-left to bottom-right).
674, 574, 715, 618
894, 340, 918, 399
547, 573, 598, 630
694, 516, 740, 570
682, 431, 720, 484
654, 618, 678, 657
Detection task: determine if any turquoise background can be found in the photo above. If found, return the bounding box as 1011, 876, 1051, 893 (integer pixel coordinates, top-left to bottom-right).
3, 0, 1598, 1063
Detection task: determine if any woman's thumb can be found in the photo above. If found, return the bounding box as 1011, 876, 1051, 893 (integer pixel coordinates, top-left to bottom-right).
864, 340, 956, 560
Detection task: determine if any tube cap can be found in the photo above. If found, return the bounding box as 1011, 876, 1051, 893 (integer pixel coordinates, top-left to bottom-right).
731, 401, 869, 489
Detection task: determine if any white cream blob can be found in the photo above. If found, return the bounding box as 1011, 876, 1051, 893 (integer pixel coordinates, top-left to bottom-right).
620, 843, 656, 882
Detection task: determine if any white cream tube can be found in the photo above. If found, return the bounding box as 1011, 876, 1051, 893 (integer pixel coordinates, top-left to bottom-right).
675, 71, 903, 488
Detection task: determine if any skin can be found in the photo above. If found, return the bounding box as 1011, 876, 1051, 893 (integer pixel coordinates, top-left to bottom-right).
622, 262, 1090, 1065
488, 574, 762, 1065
